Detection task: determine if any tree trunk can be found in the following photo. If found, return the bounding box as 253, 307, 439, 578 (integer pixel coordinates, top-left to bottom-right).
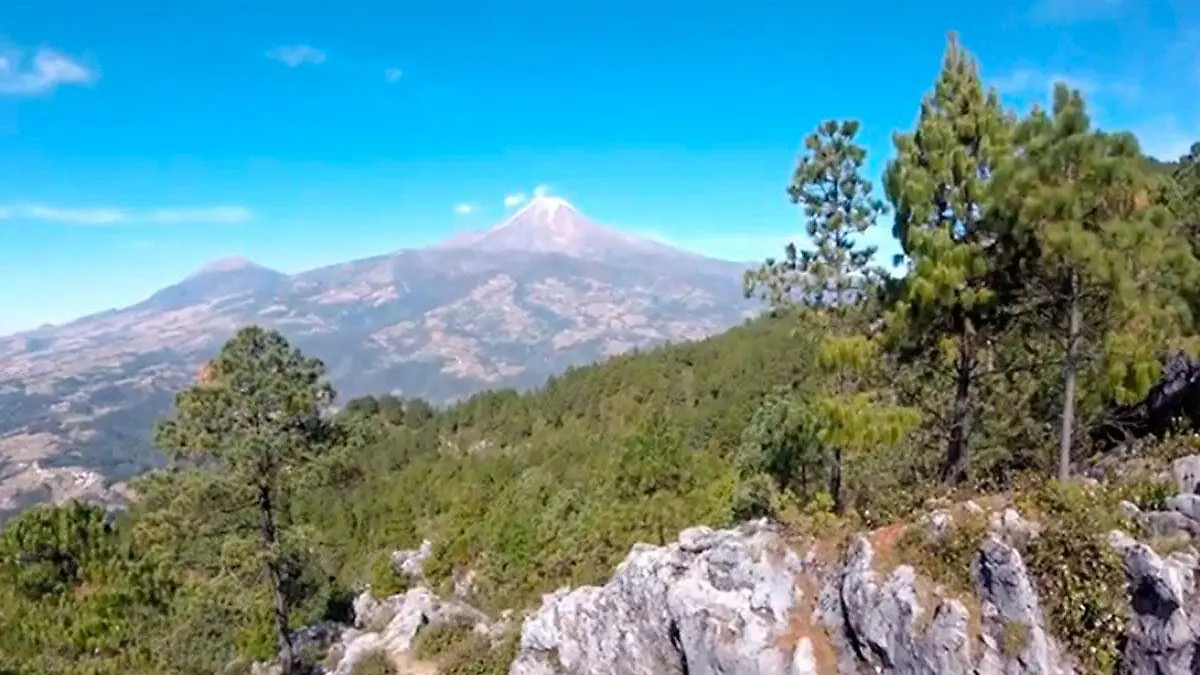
1058, 273, 1081, 482
830, 447, 844, 514
259, 484, 296, 675
942, 317, 974, 483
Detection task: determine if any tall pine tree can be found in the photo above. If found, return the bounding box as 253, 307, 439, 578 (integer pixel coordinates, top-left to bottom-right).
884, 33, 1016, 483
154, 327, 335, 675
1010, 86, 1200, 478
746, 119, 915, 513
746, 119, 885, 309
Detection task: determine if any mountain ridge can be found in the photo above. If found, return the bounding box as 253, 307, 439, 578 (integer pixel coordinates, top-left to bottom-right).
0, 199, 759, 516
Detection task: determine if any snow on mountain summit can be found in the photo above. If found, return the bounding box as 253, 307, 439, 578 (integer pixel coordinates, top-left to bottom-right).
492, 195, 578, 229
437, 196, 698, 264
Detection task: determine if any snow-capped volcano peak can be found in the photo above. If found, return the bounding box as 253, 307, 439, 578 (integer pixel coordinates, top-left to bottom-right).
432, 196, 715, 265
493, 195, 578, 230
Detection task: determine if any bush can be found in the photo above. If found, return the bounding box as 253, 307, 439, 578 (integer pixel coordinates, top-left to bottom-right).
412, 623, 473, 661
898, 513, 989, 596
440, 632, 518, 675
367, 553, 410, 598
412, 623, 517, 675
1016, 480, 1130, 673
1022, 520, 1128, 672
349, 650, 397, 675
1109, 477, 1177, 513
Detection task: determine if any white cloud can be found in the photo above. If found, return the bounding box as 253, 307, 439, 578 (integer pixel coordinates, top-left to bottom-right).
266, 45, 326, 67
384, 67, 403, 84
989, 67, 1140, 107
453, 203, 475, 215
532, 184, 552, 198
0, 46, 96, 96
503, 193, 527, 208
24, 205, 125, 224
1, 203, 253, 225
147, 206, 252, 224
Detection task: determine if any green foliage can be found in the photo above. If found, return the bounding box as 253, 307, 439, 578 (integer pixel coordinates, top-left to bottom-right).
745, 118, 886, 309
413, 625, 518, 675
0, 502, 116, 600
152, 326, 339, 671
898, 513, 988, 596
1005, 84, 1200, 478
745, 116, 917, 513
734, 389, 826, 509
367, 553, 411, 598
298, 315, 807, 613
413, 623, 473, 661
1017, 483, 1128, 672
348, 650, 397, 675
884, 33, 1017, 484
1108, 477, 1177, 512
2, 31, 1199, 675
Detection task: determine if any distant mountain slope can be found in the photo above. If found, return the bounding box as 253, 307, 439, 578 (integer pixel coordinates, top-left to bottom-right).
0, 197, 758, 516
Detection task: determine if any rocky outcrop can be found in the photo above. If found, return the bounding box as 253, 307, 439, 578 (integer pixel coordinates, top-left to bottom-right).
512, 521, 815, 675
260, 460, 1200, 675
508, 487, 1200, 675
1109, 531, 1200, 674
252, 540, 508, 675
508, 517, 1083, 675
325, 587, 496, 675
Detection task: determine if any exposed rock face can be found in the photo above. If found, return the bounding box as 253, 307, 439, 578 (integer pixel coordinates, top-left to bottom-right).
1110, 531, 1200, 674
330, 587, 494, 675
254, 539, 509, 675
509, 518, 1080, 675
263, 460, 1200, 675
507, 498, 1200, 675
512, 521, 813, 675
972, 537, 1068, 675
818, 535, 976, 674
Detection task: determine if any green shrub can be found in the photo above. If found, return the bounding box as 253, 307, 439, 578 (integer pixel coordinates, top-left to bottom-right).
1015, 480, 1130, 673
348, 649, 397, 675
1022, 520, 1127, 672
411, 623, 517, 675
898, 513, 988, 596
1109, 477, 1176, 513
440, 631, 519, 675
412, 623, 474, 661
367, 552, 410, 598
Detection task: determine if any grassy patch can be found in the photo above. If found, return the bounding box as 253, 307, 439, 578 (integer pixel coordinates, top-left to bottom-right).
348, 650, 397, 675
999, 620, 1031, 656
896, 512, 989, 598
413, 623, 518, 675
1015, 480, 1130, 673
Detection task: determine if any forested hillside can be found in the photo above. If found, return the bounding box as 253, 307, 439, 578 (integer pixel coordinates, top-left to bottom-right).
2, 34, 1200, 675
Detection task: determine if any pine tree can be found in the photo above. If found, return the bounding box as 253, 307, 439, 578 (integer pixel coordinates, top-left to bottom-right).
884, 33, 1016, 483
1173, 142, 1200, 240
745, 119, 885, 309
154, 326, 335, 675
1011, 86, 1200, 478
746, 119, 916, 513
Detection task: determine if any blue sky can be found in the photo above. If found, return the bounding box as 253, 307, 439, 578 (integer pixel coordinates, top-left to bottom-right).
0, 0, 1197, 334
